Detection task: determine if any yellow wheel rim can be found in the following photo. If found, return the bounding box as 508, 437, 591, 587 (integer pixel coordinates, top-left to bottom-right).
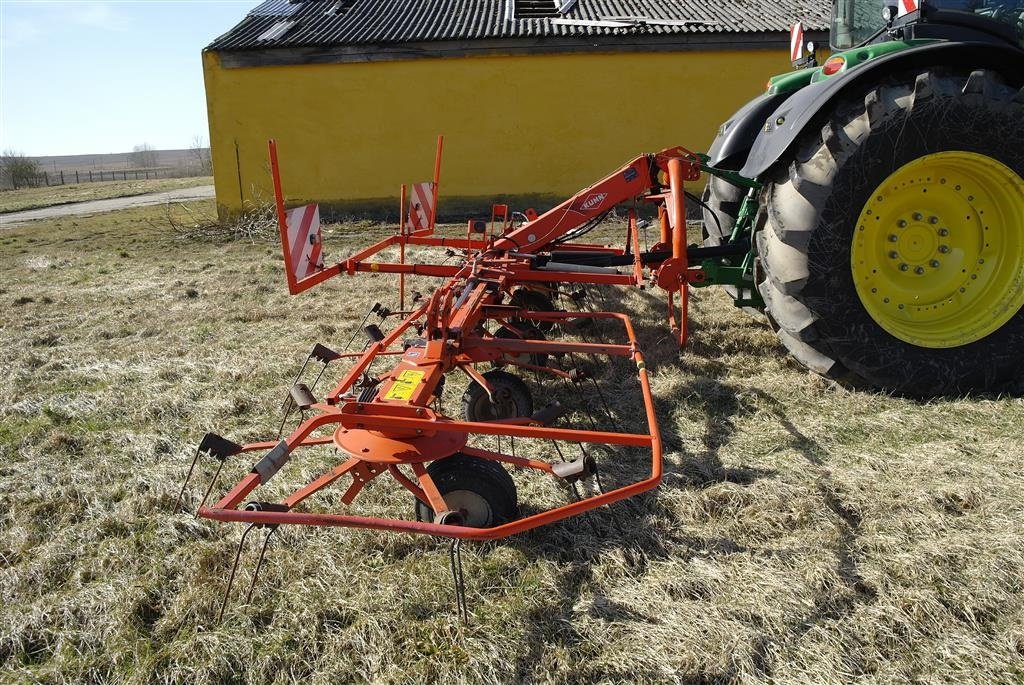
851, 151, 1024, 348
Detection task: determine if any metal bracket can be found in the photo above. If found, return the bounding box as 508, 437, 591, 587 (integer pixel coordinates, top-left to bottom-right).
531, 402, 566, 426
277, 342, 340, 438
343, 302, 385, 350
252, 441, 291, 483
339, 462, 385, 505
551, 455, 597, 483
289, 383, 317, 409
175, 432, 243, 514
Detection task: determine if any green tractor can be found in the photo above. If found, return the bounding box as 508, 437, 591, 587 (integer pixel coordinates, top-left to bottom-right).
702, 0, 1023, 395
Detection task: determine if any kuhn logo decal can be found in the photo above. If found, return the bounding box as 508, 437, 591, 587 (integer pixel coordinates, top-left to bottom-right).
575, 193, 607, 213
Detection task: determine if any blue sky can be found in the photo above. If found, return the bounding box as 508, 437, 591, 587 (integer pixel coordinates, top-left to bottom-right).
0, 0, 252, 155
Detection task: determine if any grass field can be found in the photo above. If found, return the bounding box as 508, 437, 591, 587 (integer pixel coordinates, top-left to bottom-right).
0, 177, 213, 214
1, 201, 1022, 684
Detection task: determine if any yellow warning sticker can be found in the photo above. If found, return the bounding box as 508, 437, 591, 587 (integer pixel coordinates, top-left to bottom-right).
383, 370, 425, 401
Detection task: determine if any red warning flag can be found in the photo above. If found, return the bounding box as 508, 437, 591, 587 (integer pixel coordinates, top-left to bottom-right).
790, 22, 804, 63
405, 182, 435, 232
285, 203, 323, 280
898, 0, 919, 16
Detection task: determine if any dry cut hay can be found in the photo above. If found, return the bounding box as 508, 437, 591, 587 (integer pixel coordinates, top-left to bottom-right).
0, 205, 1022, 684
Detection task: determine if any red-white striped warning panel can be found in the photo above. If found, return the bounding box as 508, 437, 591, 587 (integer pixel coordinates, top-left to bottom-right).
285, 203, 323, 280
790, 22, 804, 63
898, 0, 919, 16
405, 181, 435, 232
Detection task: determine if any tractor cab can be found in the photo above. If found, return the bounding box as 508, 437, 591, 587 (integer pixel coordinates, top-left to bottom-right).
831, 0, 1024, 49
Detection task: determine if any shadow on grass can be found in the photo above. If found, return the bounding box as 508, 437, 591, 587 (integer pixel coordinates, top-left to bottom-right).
449, 283, 884, 681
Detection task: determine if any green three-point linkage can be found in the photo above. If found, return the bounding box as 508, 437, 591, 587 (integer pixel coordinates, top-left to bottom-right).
690, 156, 765, 309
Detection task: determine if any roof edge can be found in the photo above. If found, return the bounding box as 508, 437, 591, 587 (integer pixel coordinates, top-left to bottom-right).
209, 31, 830, 68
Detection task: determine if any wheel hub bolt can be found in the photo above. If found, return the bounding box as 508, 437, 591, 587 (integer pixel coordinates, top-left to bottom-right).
938, 228, 949, 237
888, 234, 898, 242
915, 266, 925, 274
930, 260, 941, 268
899, 263, 909, 271
913, 212, 923, 221
929, 216, 939, 224
888, 250, 899, 259
897, 220, 908, 228
938, 245, 950, 254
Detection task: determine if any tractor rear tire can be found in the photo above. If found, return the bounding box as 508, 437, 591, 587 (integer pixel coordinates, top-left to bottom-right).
758, 68, 1024, 395
702, 160, 745, 247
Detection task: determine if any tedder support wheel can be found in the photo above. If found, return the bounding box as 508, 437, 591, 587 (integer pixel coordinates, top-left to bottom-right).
462, 369, 533, 422
758, 68, 1024, 395
509, 288, 555, 332
414, 454, 519, 527
495, 324, 548, 367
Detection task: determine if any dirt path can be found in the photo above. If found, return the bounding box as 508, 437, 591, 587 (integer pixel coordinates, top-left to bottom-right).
0, 185, 215, 227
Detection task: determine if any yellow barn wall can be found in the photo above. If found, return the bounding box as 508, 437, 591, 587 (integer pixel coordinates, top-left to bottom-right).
203, 48, 787, 217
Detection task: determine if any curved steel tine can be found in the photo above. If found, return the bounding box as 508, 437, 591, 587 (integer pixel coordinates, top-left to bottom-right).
196, 459, 225, 520
449, 539, 468, 624
244, 527, 278, 606
219, 523, 256, 622
174, 447, 202, 513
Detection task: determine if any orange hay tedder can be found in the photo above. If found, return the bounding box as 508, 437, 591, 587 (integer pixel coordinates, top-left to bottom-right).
179, 137, 756, 619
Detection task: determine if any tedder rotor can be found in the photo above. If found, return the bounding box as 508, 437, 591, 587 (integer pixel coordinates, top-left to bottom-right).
178, 138, 764, 619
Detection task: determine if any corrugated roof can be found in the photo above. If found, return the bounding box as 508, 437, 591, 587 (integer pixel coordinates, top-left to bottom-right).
207, 0, 831, 51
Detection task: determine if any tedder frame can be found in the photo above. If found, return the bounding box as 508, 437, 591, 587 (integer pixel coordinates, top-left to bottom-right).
178, 137, 764, 617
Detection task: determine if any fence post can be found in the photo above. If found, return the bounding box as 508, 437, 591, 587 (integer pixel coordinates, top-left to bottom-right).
75, 171, 80, 184
60, 170, 65, 184
89, 170, 93, 182
44, 171, 49, 186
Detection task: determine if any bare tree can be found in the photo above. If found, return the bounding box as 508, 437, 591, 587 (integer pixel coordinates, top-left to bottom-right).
0, 150, 42, 189
188, 135, 212, 175
128, 143, 158, 169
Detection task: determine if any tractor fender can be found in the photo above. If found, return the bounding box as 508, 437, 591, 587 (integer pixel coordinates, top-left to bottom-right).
739, 41, 1024, 180
707, 90, 791, 166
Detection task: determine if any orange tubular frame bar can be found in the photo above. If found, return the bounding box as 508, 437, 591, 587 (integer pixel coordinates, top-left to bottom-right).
198, 312, 662, 541
195, 142, 710, 541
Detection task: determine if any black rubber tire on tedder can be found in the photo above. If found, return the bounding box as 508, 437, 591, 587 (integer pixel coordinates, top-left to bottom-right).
495, 324, 549, 368
757, 68, 1024, 395
461, 369, 533, 422
413, 453, 519, 527
509, 288, 556, 332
